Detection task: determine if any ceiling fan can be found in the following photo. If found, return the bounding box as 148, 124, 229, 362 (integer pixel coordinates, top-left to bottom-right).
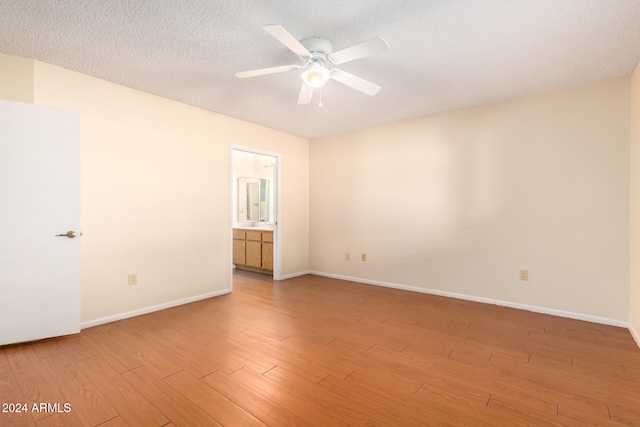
236, 25, 390, 105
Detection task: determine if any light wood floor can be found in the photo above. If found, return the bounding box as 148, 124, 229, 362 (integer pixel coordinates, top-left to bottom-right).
2, 271, 640, 426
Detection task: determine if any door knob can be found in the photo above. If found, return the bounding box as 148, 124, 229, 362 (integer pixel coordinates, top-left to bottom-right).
55, 231, 77, 239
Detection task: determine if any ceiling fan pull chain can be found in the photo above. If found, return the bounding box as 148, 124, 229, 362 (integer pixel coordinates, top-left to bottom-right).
319, 86, 323, 107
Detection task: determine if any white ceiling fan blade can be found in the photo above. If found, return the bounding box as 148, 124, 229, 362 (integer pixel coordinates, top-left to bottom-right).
297, 82, 314, 104
236, 64, 299, 78
263, 24, 312, 60
330, 69, 381, 96
328, 37, 389, 65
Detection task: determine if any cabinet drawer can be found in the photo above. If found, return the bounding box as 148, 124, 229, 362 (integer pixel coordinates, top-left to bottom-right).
233, 229, 246, 239
262, 231, 273, 243
246, 230, 262, 241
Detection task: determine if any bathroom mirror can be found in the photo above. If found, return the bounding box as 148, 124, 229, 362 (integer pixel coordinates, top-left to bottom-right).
259, 178, 270, 221
238, 177, 270, 222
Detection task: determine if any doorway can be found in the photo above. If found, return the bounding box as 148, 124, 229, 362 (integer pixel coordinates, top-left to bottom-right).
230, 147, 281, 288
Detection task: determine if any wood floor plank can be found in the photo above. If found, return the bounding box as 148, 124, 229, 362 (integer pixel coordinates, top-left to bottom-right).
164, 371, 266, 426
362, 356, 489, 407
325, 370, 502, 426
556, 398, 618, 426
528, 348, 574, 369
0, 365, 36, 426
174, 311, 232, 337
323, 318, 377, 350
572, 355, 626, 375
266, 364, 443, 426
151, 327, 242, 374
200, 370, 313, 427
121, 366, 221, 427
29, 339, 65, 360
75, 356, 169, 426
110, 313, 169, 332
241, 328, 356, 379
217, 330, 333, 383
39, 352, 118, 426
487, 392, 562, 427
104, 327, 181, 379
608, 402, 640, 426
230, 366, 350, 426
330, 341, 493, 411
52, 335, 97, 362
145, 306, 195, 331
124, 329, 215, 378
237, 324, 291, 344
0, 347, 8, 367
5, 345, 69, 421
288, 320, 338, 346
180, 325, 276, 374
375, 343, 547, 404
400, 337, 459, 361
94, 416, 130, 427
336, 318, 411, 353
487, 350, 531, 370
79, 327, 141, 372
33, 412, 85, 427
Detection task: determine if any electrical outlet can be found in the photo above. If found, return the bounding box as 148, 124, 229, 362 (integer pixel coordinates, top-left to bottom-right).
519, 269, 528, 281
128, 273, 138, 286
345, 252, 350, 261
361, 253, 367, 262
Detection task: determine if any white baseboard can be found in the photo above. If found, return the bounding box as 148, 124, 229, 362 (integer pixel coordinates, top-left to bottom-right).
278, 270, 311, 281
630, 323, 640, 349
309, 271, 629, 329
80, 289, 231, 329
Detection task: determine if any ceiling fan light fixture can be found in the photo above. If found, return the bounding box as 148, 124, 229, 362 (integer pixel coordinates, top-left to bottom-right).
301, 63, 330, 88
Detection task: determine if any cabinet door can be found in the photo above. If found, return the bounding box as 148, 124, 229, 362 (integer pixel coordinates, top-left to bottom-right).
262, 242, 273, 271
233, 239, 246, 265
246, 240, 262, 268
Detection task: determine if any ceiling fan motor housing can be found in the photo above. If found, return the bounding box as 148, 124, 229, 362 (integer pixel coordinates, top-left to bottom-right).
300, 37, 333, 63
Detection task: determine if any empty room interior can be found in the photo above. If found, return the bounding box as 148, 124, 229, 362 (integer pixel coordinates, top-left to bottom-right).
2, 1, 640, 426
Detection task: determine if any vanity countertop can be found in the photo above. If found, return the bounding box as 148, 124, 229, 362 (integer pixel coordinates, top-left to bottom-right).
234, 226, 273, 231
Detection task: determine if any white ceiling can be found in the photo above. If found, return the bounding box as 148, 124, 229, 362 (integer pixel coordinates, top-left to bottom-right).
2, 1, 640, 139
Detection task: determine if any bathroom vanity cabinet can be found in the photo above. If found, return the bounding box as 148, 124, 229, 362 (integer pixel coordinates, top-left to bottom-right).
233, 229, 273, 275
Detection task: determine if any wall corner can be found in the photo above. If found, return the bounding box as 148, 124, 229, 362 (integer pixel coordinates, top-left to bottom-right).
629, 59, 640, 347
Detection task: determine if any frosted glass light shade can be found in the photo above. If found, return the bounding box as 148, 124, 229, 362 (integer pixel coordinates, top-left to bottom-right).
301, 64, 330, 88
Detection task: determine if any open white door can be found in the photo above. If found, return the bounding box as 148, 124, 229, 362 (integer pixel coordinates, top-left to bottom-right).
0, 100, 80, 346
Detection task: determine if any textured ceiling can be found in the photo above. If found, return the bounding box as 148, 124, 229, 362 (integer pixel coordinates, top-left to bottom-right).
2, 1, 640, 139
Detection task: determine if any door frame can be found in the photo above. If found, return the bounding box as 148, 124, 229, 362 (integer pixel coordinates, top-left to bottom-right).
229, 145, 282, 288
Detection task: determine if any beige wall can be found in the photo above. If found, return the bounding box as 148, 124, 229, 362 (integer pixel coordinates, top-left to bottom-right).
1, 54, 309, 324
0, 53, 34, 103
310, 78, 630, 323
630, 61, 640, 344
